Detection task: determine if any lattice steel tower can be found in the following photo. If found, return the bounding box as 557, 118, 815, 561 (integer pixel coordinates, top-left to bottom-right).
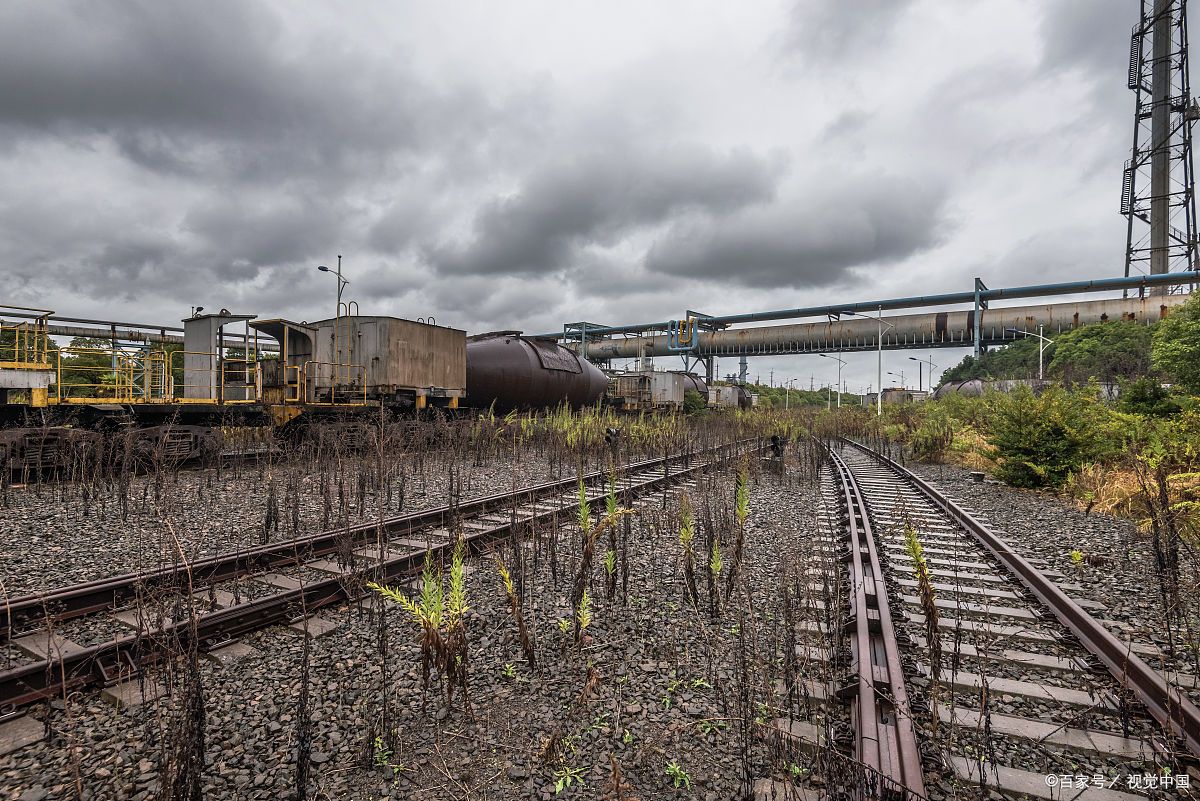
1123, 0, 1199, 293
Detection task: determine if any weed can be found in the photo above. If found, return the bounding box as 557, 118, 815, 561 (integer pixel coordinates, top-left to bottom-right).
679, 496, 699, 606
552, 765, 586, 794
369, 539, 471, 715
502, 663, 516, 680
903, 522, 941, 733
708, 536, 722, 617
726, 466, 749, 597
576, 588, 593, 635
494, 554, 537, 669
665, 761, 691, 791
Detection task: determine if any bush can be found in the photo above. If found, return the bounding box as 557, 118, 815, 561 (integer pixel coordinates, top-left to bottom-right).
910, 406, 954, 462
986, 386, 1126, 489
682, 389, 707, 414
1118, 377, 1182, 418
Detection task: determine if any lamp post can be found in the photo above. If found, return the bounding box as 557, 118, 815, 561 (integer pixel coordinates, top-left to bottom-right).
317, 255, 349, 384
843, 308, 894, 417
784, 378, 796, 410
907, 356, 939, 392
888, 370, 906, 389
819, 353, 846, 409
1005, 325, 1053, 380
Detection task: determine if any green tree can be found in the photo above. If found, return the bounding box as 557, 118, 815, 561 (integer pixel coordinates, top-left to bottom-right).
1151, 293, 1200, 394
940, 338, 1041, 384
1048, 321, 1152, 386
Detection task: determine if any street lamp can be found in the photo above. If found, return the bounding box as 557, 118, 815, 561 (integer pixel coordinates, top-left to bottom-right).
888, 370, 906, 389
842, 308, 895, 417
316, 255, 349, 316
907, 356, 939, 392
784, 378, 796, 410
318, 255, 349, 383
818, 353, 846, 409
1005, 325, 1053, 380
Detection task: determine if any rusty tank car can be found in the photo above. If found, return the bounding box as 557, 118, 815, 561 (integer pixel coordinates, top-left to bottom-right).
465, 332, 608, 411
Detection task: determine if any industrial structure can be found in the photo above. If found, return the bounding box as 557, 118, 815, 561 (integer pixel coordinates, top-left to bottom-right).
1123, 0, 1198, 290
539, 273, 1195, 386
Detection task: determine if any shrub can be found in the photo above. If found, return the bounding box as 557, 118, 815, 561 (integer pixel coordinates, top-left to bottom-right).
682, 389, 707, 414
986, 386, 1125, 488
1119, 377, 1182, 418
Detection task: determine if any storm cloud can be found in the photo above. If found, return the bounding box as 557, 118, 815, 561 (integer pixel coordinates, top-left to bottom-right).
426, 145, 782, 277
0, 1, 1158, 387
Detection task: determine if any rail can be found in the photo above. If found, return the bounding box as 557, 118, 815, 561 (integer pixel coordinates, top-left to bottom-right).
0, 437, 759, 711
827, 445, 927, 798
842, 438, 1200, 761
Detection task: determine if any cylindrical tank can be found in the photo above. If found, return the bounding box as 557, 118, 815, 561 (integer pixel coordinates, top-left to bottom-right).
733, 385, 752, 410
932, 379, 985, 399
673, 372, 709, 397
466, 333, 608, 411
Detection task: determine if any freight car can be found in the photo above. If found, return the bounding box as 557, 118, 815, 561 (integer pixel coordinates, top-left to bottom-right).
0, 307, 468, 472
464, 332, 607, 412
605, 370, 686, 412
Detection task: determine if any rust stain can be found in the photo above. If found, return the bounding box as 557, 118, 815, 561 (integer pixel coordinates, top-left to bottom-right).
934, 312, 948, 342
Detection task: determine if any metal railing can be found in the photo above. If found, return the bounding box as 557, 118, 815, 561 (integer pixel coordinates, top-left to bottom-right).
0, 309, 51, 369
299, 361, 368, 405
166, 350, 260, 403
52, 347, 169, 403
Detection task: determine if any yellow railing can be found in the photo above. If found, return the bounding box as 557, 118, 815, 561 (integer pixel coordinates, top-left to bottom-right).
0, 319, 51, 369
45, 345, 370, 407
53, 347, 168, 402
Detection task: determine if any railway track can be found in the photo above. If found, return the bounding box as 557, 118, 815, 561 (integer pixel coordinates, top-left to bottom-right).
0, 438, 759, 715
766, 439, 1200, 800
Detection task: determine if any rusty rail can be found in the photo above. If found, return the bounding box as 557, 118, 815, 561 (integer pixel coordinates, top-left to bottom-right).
2, 440, 754, 641
0, 439, 760, 713
843, 438, 1200, 762
828, 446, 927, 798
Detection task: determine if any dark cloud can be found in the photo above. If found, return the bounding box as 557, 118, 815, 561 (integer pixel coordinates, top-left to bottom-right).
425, 145, 782, 277
0, 2, 494, 184
645, 176, 949, 289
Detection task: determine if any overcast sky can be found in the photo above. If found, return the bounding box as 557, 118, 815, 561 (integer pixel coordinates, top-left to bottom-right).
1, 0, 1147, 390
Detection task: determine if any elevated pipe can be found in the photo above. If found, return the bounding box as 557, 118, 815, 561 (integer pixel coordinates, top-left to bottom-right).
534, 271, 1196, 339
580, 295, 1185, 360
